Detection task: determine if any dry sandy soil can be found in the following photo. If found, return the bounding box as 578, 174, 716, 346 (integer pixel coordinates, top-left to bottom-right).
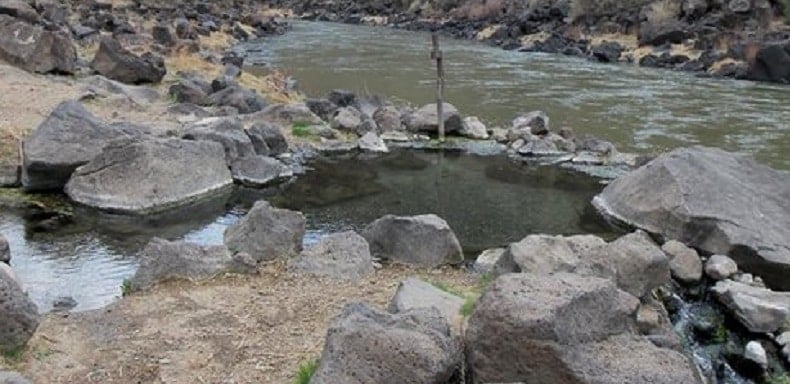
2, 262, 476, 383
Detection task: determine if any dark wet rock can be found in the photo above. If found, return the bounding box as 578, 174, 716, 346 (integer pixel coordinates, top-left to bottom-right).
311, 302, 462, 384
0, 264, 38, 354
711, 280, 790, 333
51, 296, 77, 312
152, 23, 175, 46
327, 89, 358, 108
65, 138, 232, 214
90, 36, 165, 84
466, 273, 686, 383
0, 235, 8, 263
208, 85, 266, 114
0, 1, 39, 24
405, 103, 462, 134
748, 41, 790, 83
183, 118, 254, 163
224, 200, 306, 262
0, 371, 32, 384
593, 146, 790, 290
389, 277, 464, 326
169, 79, 210, 105
592, 41, 623, 63
247, 121, 288, 156
289, 231, 374, 281
662, 240, 703, 284
130, 238, 238, 291
362, 214, 464, 267
0, 15, 76, 74
21, 101, 144, 191
305, 98, 338, 121
230, 155, 291, 187
638, 21, 692, 46
174, 17, 195, 39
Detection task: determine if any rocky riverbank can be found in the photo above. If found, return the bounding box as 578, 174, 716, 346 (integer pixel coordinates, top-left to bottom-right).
270, 0, 790, 84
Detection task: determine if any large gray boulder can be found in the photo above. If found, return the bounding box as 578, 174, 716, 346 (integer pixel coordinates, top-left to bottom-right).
388, 278, 464, 327
289, 231, 374, 281
505, 234, 607, 274
130, 238, 241, 291
0, 15, 76, 74
0, 264, 38, 354
22, 101, 143, 191
90, 37, 166, 84
230, 155, 291, 187
65, 138, 232, 214
593, 146, 790, 290
183, 118, 254, 164
711, 280, 790, 333
405, 103, 462, 134
466, 273, 699, 384
362, 214, 463, 267
224, 200, 305, 262
466, 273, 638, 383
311, 302, 462, 384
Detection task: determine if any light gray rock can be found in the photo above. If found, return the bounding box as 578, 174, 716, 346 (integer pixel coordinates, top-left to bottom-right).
711, 280, 790, 333
289, 231, 374, 281
372, 105, 403, 132
311, 302, 462, 384
776, 332, 790, 346
0, 15, 76, 74
589, 231, 670, 298
466, 273, 641, 383
406, 103, 462, 133
331, 106, 363, 132
208, 85, 266, 114
512, 110, 550, 135
183, 118, 254, 164
230, 155, 291, 187
0, 264, 38, 354
362, 214, 463, 267
593, 146, 790, 290
0, 371, 32, 384
460, 116, 489, 139
22, 100, 144, 191
0, 234, 8, 263
65, 138, 232, 214
130, 238, 237, 291
705, 255, 738, 280
0, 164, 19, 187
90, 36, 165, 84
473, 247, 509, 274
224, 200, 306, 262
506, 234, 607, 275
517, 137, 564, 157
389, 277, 464, 325
744, 341, 768, 368
246, 121, 288, 156
257, 103, 322, 125
358, 132, 388, 153
662, 240, 703, 283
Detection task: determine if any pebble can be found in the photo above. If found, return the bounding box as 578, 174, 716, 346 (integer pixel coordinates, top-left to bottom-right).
704, 255, 738, 280
52, 296, 78, 312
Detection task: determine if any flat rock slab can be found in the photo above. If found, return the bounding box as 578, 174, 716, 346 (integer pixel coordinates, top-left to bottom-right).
388, 277, 464, 327
130, 238, 235, 291
230, 155, 291, 188
711, 280, 790, 333
593, 146, 790, 290
65, 138, 233, 214
289, 231, 374, 281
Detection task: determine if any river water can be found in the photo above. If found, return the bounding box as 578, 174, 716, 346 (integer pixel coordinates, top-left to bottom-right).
244, 21, 790, 169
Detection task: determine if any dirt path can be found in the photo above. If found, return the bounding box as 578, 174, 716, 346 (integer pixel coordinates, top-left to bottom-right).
3, 262, 475, 383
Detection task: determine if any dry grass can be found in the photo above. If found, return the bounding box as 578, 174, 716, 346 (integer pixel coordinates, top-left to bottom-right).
198, 31, 236, 52
239, 70, 302, 104
590, 33, 639, 49
475, 24, 504, 40
11, 262, 477, 383
670, 42, 702, 60
708, 57, 740, 73
744, 41, 761, 64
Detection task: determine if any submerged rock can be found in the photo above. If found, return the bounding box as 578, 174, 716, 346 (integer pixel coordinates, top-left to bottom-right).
0, 264, 38, 354
0, 15, 76, 74
362, 214, 463, 267
224, 201, 306, 262
311, 302, 462, 384
90, 36, 166, 84
289, 231, 374, 281
130, 238, 240, 290
711, 280, 790, 333
593, 146, 790, 290
22, 101, 144, 191
389, 278, 464, 327
65, 138, 232, 213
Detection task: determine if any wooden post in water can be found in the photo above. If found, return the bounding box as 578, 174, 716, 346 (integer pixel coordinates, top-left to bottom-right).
431, 32, 445, 143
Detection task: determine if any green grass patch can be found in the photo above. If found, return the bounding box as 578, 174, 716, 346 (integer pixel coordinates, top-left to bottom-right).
768, 373, 790, 384
711, 322, 728, 344
460, 294, 479, 317
2, 344, 26, 363
121, 279, 133, 297
428, 280, 467, 298
294, 358, 318, 384
291, 122, 314, 138
784, 0, 790, 24
428, 275, 497, 318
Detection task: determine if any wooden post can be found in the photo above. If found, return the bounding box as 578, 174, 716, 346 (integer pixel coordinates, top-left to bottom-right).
431, 32, 445, 143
